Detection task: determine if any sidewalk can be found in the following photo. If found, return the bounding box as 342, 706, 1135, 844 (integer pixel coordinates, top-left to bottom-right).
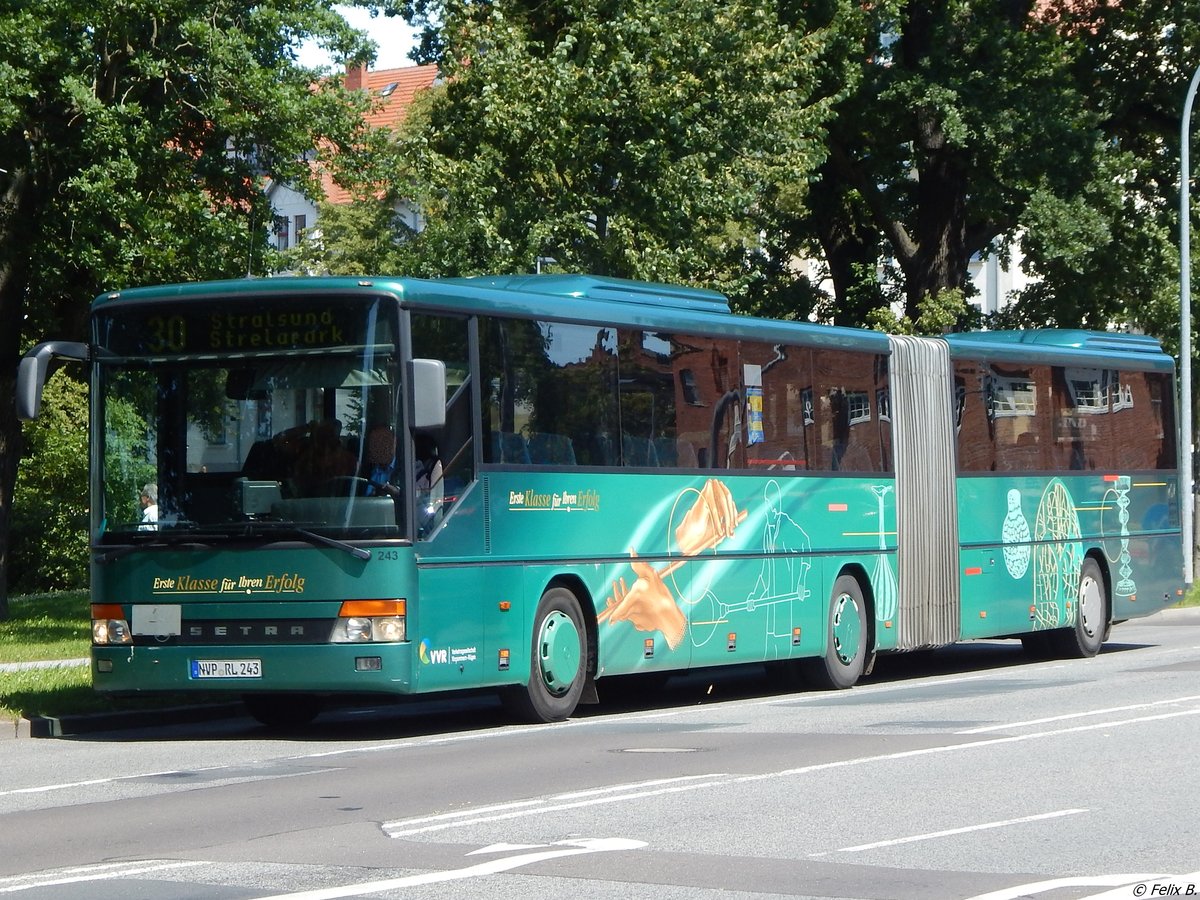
0, 658, 88, 673
1140, 605, 1200, 625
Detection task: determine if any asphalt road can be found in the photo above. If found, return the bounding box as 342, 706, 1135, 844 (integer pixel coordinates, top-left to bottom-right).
2, 611, 1198, 899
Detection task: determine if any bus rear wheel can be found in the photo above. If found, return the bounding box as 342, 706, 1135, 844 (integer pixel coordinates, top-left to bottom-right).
505, 587, 588, 723
1048, 557, 1108, 659
800, 574, 869, 690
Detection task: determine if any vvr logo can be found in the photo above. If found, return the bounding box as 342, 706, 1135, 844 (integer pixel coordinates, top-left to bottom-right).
419, 639, 448, 665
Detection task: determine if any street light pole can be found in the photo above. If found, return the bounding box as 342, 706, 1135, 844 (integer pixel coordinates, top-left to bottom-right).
1180, 63, 1200, 588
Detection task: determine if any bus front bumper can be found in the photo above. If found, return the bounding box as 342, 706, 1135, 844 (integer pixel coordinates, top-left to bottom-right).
91, 643, 415, 695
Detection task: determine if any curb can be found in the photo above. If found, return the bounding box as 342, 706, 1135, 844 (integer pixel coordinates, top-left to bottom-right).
0, 658, 89, 674
2, 703, 245, 740
1139, 606, 1200, 624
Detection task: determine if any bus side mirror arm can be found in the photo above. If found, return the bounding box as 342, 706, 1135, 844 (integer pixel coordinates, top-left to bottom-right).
409, 358, 446, 431
16, 341, 89, 420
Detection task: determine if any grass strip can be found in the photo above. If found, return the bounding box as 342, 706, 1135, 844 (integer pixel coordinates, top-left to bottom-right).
1, 590, 90, 663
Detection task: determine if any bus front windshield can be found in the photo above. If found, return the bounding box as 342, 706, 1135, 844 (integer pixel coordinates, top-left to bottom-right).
95, 295, 409, 542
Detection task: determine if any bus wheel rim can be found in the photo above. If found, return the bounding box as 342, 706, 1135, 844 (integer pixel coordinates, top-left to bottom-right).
1078, 572, 1102, 638
539, 610, 581, 696
832, 595, 861, 666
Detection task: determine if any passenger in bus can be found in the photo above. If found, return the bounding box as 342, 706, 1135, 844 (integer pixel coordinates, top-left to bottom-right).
293, 420, 356, 495
364, 425, 400, 497
138, 483, 158, 530
415, 433, 444, 532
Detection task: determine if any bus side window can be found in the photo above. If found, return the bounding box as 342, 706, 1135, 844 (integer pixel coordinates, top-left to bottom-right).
479, 316, 619, 468
410, 313, 472, 507
953, 361, 997, 472
1113, 370, 1176, 472
810, 349, 888, 472
739, 341, 812, 472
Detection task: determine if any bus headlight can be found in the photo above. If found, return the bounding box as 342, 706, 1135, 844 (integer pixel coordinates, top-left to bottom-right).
334, 617, 373, 642
372, 617, 405, 642
330, 600, 406, 644
92, 605, 132, 645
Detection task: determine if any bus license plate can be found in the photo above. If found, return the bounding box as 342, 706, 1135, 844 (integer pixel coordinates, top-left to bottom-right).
191, 659, 262, 679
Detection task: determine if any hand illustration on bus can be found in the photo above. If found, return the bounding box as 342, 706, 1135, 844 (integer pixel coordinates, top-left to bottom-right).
598, 478, 747, 650
675, 477, 743, 555
601, 552, 687, 650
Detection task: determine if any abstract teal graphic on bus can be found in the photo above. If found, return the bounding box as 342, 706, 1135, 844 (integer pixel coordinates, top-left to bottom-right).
1001, 489, 1032, 579
1103, 474, 1137, 599
869, 484, 898, 622
1032, 478, 1083, 630
685, 478, 817, 657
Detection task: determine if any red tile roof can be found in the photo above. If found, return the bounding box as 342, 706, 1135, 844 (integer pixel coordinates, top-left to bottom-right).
322, 64, 438, 204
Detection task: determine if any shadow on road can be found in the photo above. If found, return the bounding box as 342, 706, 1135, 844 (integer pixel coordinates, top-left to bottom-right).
68, 634, 1156, 744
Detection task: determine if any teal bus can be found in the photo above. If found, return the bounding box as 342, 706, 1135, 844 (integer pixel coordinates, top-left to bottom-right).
16, 275, 1183, 726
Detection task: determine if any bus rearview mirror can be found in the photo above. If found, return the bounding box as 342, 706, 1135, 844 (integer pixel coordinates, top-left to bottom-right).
16, 341, 89, 420
409, 358, 446, 431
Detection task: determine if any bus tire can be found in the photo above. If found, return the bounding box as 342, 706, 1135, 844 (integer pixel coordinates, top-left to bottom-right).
242, 693, 323, 729
1049, 557, 1108, 659
506, 586, 588, 723
800, 574, 869, 690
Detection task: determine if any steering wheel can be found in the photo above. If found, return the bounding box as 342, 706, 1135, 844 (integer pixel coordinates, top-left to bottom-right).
319, 476, 375, 497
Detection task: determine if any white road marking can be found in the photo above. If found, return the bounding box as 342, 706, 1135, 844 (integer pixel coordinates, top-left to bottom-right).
378, 703, 1200, 840
732, 705, 1200, 786
832, 808, 1088, 853
384, 774, 729, 837
252, 838, 647, 899
0, 764, 337, 798
956, 694, 1200, 734
963, 873, 1167, 900
1078, 871, 1200, 900
6, 669, 1198, 804
0, 861, 204, 894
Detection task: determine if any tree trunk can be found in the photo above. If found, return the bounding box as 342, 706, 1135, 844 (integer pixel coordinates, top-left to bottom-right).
0, 375, 18, 621
0, 169, 38, 619
897, 103, 972, 321
808, 172, 886, 327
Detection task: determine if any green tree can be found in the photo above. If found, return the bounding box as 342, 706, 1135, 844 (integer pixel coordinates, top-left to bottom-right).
803, 0, 1103, 326
11, 371, 89, 593
375, 0, 844, 295
0, 1, 383, 617
999, 1, 1195, 344
286, 195, 418, 275
798, 0, 1200, 341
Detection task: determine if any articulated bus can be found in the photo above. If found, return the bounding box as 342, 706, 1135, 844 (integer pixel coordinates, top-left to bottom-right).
17, 275, 1183, 726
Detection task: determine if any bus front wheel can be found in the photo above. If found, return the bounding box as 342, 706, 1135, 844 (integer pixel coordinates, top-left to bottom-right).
800, 574, 869, 690
1048, 558, 1108, 659
506, 587, 588, 723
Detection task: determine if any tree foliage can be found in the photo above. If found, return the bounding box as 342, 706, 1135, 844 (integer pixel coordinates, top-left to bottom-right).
374, 0, 846, 296
0, 1, 383, 610
340, 1, 1198, 343
1000, 0, 1196, 346
11, 372, 89, 594
8, 0, 1200, 598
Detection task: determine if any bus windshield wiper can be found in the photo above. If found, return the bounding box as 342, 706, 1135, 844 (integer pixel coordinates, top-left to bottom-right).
245, 522, 372, 561
94, 537, 219, 564
96, 522, 370, 563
